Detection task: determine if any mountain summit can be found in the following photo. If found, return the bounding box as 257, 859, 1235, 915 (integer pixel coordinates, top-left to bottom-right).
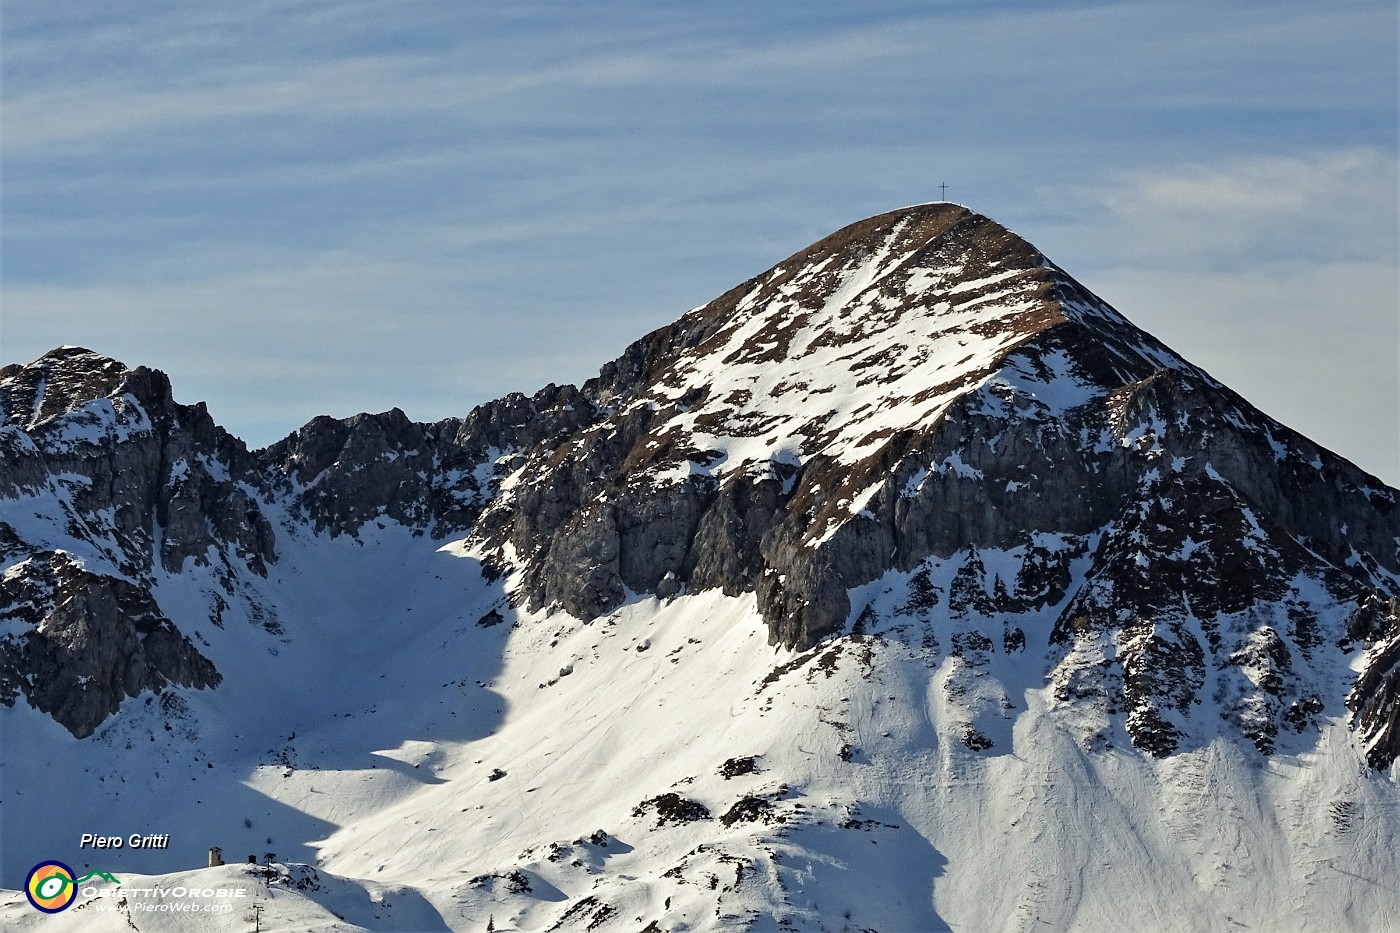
3, 205, 1399, 931
463, 204, 1399, 757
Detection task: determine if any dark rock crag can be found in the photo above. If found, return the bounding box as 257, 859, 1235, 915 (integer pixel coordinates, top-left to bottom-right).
0, 551, 220, 738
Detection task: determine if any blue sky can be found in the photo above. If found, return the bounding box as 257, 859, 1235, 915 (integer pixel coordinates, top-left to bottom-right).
3, 1, 1397, 483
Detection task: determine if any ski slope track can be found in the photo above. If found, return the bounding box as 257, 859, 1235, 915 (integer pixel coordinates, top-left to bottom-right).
2, 203, 1398, 931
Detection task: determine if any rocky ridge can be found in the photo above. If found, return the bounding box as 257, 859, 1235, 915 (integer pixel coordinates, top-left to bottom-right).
1, 204, 1398, 773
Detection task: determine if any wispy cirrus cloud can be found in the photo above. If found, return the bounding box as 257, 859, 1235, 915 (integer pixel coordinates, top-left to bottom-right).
2, 1, 1395, 480
1041, 148, 1398, 481
1074, 149, 1397, 269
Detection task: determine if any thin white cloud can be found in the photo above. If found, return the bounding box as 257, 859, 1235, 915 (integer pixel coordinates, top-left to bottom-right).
1043, 149, 1398, 483
1079, 149, 1397, 268
7, 2, 1391, 155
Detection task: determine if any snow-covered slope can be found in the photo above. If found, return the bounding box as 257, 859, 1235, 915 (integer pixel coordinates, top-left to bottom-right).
4, 554, 1398, 931
2, 204, 1398, 931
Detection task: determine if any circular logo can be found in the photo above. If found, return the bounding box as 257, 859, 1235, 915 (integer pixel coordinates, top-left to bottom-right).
25, 861, 77, 913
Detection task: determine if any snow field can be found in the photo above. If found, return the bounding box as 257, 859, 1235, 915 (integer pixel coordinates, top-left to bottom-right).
6, 521, 1393, 930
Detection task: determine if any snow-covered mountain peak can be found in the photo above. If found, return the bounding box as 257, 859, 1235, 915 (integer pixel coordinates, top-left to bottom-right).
572, 204, 1191, 490
0, 346, 141, 433
472, 204, 1381, 653
3, 206, 1400, 931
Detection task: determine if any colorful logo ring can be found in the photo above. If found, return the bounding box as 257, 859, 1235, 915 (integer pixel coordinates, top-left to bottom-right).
26, 861, 78, 913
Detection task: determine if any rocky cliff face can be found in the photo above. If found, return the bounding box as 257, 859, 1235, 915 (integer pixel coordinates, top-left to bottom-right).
0, 348, 249, 736
258, 382, 597, 538
2, 205, 1398, 772
0, 552, 218, 738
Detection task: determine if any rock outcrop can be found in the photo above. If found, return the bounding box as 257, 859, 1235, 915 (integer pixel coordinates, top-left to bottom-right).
0, 348, 256, 735
0, 552, 219, 738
